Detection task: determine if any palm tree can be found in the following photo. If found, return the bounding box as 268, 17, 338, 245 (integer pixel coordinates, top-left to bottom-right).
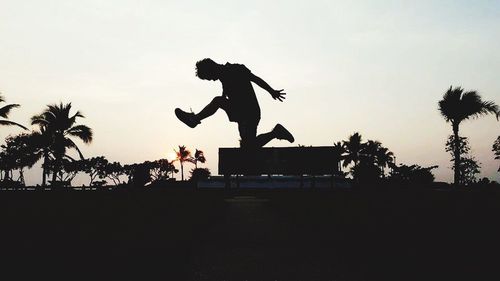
438, 86, 498, 185
28, 130, 53, 186
31, 103, 93, 186
191, 149, 206, 169
375, 146, 394, 178
342, 132, 363, 171
332, 141, 345, 175
0, 93, 27, 130
493, 136, 500, 172
361, 140, 381, 164
175, 145, 191, 181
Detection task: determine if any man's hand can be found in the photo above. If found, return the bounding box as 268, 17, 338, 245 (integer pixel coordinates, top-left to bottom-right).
271, 89, 286, 102
250, 74, 286, 101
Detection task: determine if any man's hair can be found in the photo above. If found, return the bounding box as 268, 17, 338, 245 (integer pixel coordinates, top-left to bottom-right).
195, 58, 218, 79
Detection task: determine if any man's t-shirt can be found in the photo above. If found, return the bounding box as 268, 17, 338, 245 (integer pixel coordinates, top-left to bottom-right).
220, 63, 261, 122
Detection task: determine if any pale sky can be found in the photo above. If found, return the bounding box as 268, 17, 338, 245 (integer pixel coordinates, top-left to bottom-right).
1, 0, 499, 185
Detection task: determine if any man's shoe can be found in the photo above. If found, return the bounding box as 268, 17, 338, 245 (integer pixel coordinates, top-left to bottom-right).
273, 124, 294, 143
175, 108, 200, 128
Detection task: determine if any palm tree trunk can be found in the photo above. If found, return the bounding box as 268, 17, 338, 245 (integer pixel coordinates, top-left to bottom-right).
19, 170, 25, 185
181, 162, 184, 181
453, 123, 461, 186
42, 151, 49, 187
51, 166, 58, 186
51, 155, 61, 186
353, 161, 358, 182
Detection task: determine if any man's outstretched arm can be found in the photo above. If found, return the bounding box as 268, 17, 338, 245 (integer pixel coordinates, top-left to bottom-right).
250, 73, 286, 102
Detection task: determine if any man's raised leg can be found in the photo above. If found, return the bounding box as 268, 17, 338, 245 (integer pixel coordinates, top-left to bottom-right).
175, 96, 228, 128
255, 124, 295, 147
197, 96, 228, 120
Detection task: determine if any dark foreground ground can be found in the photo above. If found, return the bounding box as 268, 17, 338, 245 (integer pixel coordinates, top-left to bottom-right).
1, 188, 500, 280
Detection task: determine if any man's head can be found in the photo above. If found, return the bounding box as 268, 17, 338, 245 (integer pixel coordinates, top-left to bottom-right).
196, 58, 220, 81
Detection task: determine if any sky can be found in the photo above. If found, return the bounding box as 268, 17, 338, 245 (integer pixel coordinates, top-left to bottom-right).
1, 0, 499, 185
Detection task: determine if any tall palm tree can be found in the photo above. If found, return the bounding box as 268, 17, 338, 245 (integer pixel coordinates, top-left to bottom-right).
0, 94, 27, 130
31, 103, 93, 186
438, 86, 498, 185
332, 141, 345, 175
175, 145, 191, 181
342, 132, 363, 171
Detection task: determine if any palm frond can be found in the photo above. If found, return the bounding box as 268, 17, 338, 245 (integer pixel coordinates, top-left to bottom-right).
66, 125, 93, 144
438, 86, 463, 123
70, 110, 85, 120
64, 138, 85, 159
31, 114, 49, 127
0, 120, 28, 130
438, 86, 498, 124
0, 104, 20, 118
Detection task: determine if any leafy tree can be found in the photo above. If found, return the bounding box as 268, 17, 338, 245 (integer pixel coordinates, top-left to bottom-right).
41, 157, 81, 187
82, 156, 108, 186
0, 93, 27, 130
123, 164, 136, 184
168, 160, 178, 179
105, 161, 125, 186
438, 86, 498, 185
16, 134, 45, 184
150, 159, 177, 182
31, 103, 93, 186
389, 164, 438, 185
476, 177, 499, 187
59, 159, 82, 184
458, 157, 481, 185
446, 135, 481, 185
0, 134, 40, 184
0, 140, 17, 181
126, 162, 151, 187
190, 168, 211, 182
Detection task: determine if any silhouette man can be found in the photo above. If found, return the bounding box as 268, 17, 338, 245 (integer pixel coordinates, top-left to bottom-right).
175, 58, 294, 148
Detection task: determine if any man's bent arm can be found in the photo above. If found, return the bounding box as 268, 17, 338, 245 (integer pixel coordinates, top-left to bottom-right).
250, 73, 275, 93
250, 73, 286, 102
